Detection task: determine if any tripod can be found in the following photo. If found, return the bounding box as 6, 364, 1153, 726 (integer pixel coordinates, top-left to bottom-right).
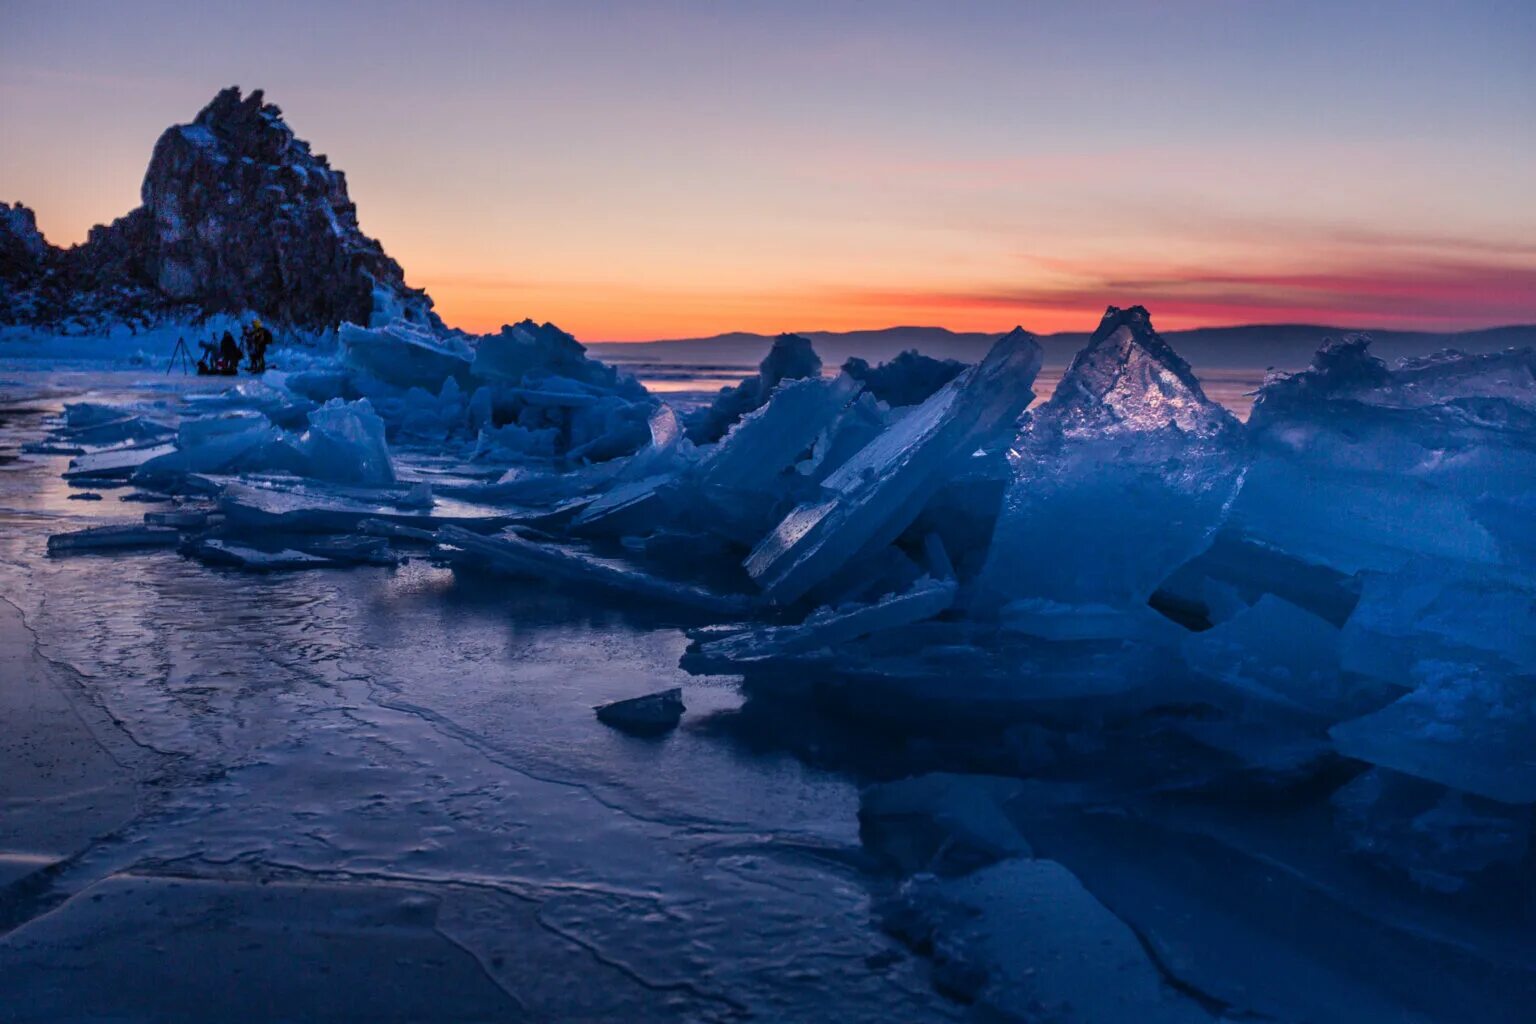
167, 336, 194, 375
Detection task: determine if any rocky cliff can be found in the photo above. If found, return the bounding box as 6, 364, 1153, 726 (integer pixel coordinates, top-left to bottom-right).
1, 87, 435, 332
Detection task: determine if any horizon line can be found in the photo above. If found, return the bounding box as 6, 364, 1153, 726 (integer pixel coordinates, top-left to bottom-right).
584, 317, 1536, 345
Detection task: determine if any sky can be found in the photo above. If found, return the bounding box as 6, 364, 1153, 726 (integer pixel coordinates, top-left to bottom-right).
2, 0, 1533, 340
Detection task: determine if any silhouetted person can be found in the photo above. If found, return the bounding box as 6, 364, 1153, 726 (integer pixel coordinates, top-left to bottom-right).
219, 330, 240, 371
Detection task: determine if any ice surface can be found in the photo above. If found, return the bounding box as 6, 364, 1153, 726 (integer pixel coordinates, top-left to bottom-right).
746, 328, 1043, 604
976, 306, 1243, 616
12, 317, 1536, 1020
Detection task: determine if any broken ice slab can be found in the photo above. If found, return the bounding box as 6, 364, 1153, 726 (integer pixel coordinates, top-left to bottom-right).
746, 329, 1043, 604
1166, 529, 1363, 627
996, 598, 1189, 643
593, 687, 685, 736
699, 618, 1180, 722
143, 508, 212, 529
357, 518, 438, 543
301, 398, 396, 487
63, 442, 178, 481
689, 575, 956, 670
189, 538, 342, 572
882, 859, 1210, 1021
435, 526, 754, 615
20, 441, 87, 456
468, 319, 638, 396
1330, 666, 1536, 805
1341, 563, 1536, 684
859, 773, 1031, 876
1180, 594, 1393, 718
131, 421, 301, 486
842, 350, 966, 408
188, 534, 399, 571
568, 473, 684, 538
694, 375, 860, 494
47, 524, 182, 554
1333, 767, 1533, 894
685, 332, 824, 444
217, 477, 520, 534
339, 320, 474, 390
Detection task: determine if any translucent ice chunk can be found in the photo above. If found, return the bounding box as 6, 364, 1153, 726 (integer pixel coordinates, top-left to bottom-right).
976, 306, 1243, 613
746, 328, 1042, 604
302, 398, 396, 487
339, 319, 474, 391
1230, 337, 1536, 575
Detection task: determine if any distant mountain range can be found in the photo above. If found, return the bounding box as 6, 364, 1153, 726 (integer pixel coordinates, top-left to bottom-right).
591, 323, 1536, 372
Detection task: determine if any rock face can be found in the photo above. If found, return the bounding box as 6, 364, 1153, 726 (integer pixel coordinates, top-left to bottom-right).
1, 87, 435, 332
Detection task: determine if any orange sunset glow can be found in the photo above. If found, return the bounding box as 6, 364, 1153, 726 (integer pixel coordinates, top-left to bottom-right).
4, 3, 1533, 341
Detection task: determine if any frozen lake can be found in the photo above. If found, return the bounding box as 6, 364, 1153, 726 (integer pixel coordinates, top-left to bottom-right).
0, 368, 958, 1021
1, 362, 1532, 1023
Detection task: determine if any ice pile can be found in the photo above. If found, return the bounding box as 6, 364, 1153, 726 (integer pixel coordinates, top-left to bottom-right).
318, 318, 658, 464
39, 303, 1536, 908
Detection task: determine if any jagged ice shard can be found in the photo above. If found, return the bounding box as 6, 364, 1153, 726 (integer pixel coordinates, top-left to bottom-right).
745, 328, 1043, 605
975, 306, 1244, 621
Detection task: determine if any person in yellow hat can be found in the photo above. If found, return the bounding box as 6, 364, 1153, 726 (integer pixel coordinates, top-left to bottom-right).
245, 317, 273, 373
